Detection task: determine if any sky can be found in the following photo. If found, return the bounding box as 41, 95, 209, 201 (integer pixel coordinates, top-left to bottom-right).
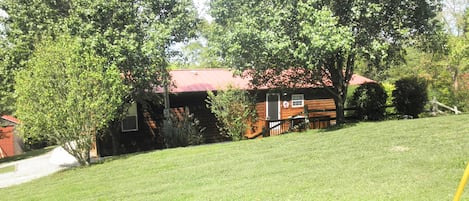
193, 0, 213, 22
441, 0, 468, 35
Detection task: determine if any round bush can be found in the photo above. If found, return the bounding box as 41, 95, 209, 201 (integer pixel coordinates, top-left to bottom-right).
392, 77, 428, 118
348, 82, 388, 121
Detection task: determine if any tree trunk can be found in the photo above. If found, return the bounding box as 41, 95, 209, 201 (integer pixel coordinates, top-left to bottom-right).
334, 91, 346, 125
453, 68, 459, 90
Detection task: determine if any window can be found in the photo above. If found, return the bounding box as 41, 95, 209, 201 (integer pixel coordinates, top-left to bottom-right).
291, 94, 304, 108
122, 103, 138, 132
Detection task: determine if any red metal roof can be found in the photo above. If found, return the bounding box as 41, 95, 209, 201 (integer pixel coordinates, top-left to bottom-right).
157, 69, 375, 93
349, 74, 376, 85
1, 115, 19, 124
162, 69, 250, 93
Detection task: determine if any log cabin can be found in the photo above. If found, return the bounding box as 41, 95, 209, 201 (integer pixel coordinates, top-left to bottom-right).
96, 69, 374, 156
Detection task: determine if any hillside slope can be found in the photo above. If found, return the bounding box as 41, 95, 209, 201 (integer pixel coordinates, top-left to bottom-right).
1, 115, 469, 200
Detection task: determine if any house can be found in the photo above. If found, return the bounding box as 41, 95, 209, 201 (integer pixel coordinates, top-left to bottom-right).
0, 115, 24, 158
96, 69, 374, 156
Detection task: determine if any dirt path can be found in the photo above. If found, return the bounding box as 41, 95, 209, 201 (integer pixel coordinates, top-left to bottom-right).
0, 147, 79, 188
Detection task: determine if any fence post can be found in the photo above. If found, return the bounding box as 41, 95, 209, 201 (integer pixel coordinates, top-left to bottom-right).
262, 120, 270, 137
431, 97, 437, 116
454, 106, 458, 114
304, 105, 309, 131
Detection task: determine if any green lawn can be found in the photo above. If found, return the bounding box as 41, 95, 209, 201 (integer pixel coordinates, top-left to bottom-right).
0, 165, 15, 174
1, 115, 469, 200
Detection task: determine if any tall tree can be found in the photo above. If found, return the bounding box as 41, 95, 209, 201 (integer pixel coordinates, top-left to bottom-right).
1, 0, 199, 153
0, 0, 199, 108
0, 0, 69, 114
15, 35, 127, 165
210, 0, 442, 124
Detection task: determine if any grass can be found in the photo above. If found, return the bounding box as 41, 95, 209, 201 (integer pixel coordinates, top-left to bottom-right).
0, 165, 15, 174
1, 115, 469, 200
0, 146, 56, 164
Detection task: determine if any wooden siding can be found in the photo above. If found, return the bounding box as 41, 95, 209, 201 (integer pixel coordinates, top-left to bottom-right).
0, 126, 21, 158
188, 105, 228, 143
101, 88, 338, 156
246, 98, 336, 137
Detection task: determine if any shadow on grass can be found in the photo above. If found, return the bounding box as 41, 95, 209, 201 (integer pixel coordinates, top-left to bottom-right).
318, 121, 359, 132
0, 146, 56, 164
92, 150, 156, 165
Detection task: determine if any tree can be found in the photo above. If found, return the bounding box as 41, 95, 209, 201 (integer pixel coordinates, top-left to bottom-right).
206, 86, 257, 141
170, 21, 225, 69
0, 0, 199, 105
15, 35, 127, 165
1, 0, 199, 154
210, 0, 441, 124
0, 0, 68, 115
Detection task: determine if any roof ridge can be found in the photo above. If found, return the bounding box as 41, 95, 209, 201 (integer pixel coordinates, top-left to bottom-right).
1, 115, 19, 124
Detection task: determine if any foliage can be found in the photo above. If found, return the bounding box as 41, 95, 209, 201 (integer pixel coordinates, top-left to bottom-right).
0, 0, 70, 114
0, 0, 199, 113
162, 107, 205, 148
64, 0, 199, 96
15, 36, 127, 165
1, 0, 199, 155
0, 41, 15, 115
347, 83, 388, 121
392, 77, 429, 118
209, 0, 442, 124
454, 78, 469, 111
206, 86, 256, 141
1, 115, 469, 200
381, 82, 396, 114
170, 22, 224, 69
385, 7, 469, 111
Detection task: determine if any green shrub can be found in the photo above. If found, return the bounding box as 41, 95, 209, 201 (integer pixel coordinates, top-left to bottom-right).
206, 85, 257, 141
453, 77, 469, 111
392, 77, 428, 118
382, 82, 396, 115
162, 107, 205, 148
347, 83, 388, 121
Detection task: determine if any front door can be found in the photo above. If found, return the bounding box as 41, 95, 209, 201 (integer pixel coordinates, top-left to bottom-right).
266, 93, 280, 130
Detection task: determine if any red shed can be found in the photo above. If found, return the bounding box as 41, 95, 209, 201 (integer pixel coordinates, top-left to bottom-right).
0, 115, 24, 158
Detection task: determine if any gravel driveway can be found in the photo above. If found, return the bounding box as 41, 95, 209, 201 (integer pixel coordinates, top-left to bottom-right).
0, 147, 79, 188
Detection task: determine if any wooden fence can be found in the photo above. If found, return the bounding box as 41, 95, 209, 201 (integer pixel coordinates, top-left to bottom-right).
430, 97, 462, 115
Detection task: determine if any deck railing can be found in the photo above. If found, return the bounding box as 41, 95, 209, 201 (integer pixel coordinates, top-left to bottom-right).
249, 104, 399, 139
260, 114, 332, 137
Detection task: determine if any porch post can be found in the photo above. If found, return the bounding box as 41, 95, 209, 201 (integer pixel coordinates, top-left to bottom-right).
304, 105, 309, 131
